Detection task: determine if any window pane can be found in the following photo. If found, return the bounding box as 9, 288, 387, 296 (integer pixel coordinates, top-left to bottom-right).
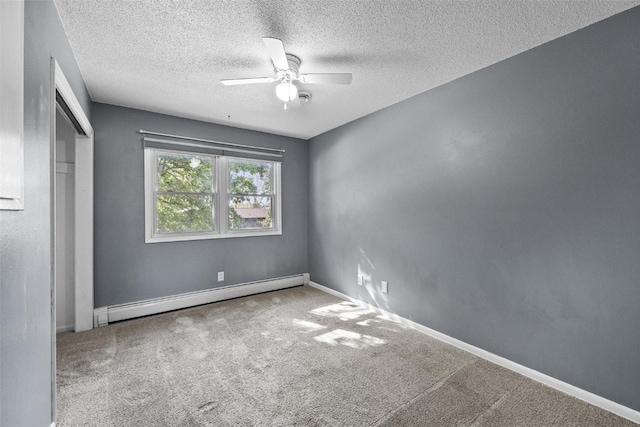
156, 194, 214, 233
157, 152, 213, 193
228, 159, 272, 195
229, 196, 272, 229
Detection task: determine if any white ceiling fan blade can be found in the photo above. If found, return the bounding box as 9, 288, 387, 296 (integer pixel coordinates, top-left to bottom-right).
298, 73, 352, 85
220, 77, 275, 86
263, 37, 289, 70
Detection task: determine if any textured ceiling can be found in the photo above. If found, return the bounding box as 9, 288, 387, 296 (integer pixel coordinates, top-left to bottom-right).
53, 1, 640, 140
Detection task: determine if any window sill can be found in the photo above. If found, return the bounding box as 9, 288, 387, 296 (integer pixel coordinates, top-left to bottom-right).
145, 229, 282, 244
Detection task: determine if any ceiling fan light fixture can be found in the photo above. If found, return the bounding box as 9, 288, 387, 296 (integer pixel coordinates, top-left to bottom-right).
276, 81, 298, 102
221, 38, 351, 108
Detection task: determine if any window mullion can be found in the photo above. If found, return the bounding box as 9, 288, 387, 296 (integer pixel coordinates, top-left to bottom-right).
217, 156, 226, 234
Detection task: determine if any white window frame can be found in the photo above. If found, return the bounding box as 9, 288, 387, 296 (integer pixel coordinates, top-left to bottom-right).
144, 147, 282, 243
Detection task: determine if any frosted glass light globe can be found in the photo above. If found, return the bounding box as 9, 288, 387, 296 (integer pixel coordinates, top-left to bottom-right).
275, 82, 298, 102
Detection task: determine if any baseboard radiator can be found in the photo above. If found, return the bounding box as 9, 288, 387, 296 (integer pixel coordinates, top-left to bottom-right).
94, 273, 309, 327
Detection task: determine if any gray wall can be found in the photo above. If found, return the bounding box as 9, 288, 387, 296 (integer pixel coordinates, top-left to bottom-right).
0, 0, 91, 425
92, 103, 308, 307
309, 8, 640, 411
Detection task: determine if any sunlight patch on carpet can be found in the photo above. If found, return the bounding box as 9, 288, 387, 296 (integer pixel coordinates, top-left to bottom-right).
313, 329, 387, 349
292, 318, 327, 332
309, 301, 373, 320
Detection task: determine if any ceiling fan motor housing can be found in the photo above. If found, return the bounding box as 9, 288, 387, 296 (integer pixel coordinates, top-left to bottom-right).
278, 53, 301, 78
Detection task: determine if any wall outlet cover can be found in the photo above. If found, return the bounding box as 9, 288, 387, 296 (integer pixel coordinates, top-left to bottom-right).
381, 281, 388, 294
218, 271, 224, 282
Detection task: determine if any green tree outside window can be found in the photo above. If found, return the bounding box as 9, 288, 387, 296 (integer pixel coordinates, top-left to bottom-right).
156, 152, 214, 233
228, 159, 273, 229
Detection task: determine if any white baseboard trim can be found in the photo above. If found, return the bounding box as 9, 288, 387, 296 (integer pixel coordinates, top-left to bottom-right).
308, 281, 640, 424
94, 274, 307, 326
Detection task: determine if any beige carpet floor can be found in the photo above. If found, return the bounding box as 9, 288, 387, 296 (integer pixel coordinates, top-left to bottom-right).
57, 285, 637, 426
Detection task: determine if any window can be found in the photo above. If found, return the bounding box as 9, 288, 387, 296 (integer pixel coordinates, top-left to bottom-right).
155, 151, 215, 234
145, 148, 281, 243
228, 158, 274, 230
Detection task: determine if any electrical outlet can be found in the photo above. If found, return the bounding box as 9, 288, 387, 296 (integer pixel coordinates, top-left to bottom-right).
358, 275, 363, 286
218, 271, 224, 282
381, 281, 388, 294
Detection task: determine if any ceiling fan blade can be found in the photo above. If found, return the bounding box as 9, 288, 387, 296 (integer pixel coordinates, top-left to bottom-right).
298, 73, 352, 85
263, 37, 289, 70
220, 77, 275, 86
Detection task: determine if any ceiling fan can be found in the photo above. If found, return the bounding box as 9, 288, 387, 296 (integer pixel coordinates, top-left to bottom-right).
221, 37, 352, 109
